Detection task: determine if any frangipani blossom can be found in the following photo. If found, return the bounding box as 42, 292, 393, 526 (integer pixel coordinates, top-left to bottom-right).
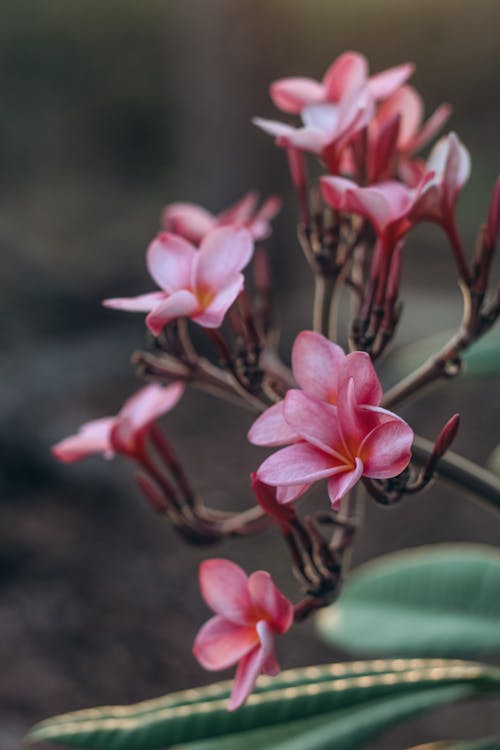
161, 192, 282, 245
270, 51, 414, 114
52, 382, 185, 463
193, 559, 293, 710
104, 227, 254, 334
254, 84, 375, 173
320, 175, 428, 252
249, 332, 413, 507
412, 132, 471, 229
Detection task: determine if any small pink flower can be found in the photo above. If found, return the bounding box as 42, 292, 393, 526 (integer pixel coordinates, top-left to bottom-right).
161, 192, 282, 245
248, 332, 413, 507
193, 559, 293, 710
270, 51, 413, 114
254, 84, 375, 173
103, 227, 254, 334
320, 175, 429, 253
52, 382, 185, 463
412, 132, 471, 229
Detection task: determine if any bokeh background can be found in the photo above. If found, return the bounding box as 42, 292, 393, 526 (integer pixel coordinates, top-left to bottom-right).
1, 1, 500, 748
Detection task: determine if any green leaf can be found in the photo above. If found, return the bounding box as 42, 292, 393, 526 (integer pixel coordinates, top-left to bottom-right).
316, 544, 500, 658
26, 658, 500, 749
182, 685, 477, 750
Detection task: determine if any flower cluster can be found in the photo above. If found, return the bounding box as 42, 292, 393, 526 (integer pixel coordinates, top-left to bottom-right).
51, 49, 500, 711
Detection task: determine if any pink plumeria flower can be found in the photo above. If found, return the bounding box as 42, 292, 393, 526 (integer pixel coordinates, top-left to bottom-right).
254, 84, 375, 173
52, 382, 185, 463
248, 332, 413, 507
320, 175, 429, 253
161, 192, 282, 245
193, 559, 293, 711
270, 51, 414, 114
103, 227, 254, 335
412, 132, 471, 229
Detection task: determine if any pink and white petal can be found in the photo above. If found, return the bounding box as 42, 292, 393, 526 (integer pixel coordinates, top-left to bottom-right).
217, 192, 259, 227
256, 620, 279, 675
253, 117, 297, 139
375, 85, 423, 149
368, 63, 415, 101
341, 351, 382, 406
301, 103, 339, 133
270, 77, 325, 113
193, 275, 244, 328
195, 227, 253, 292
146, 290, 199, 335
52, 417, 114, 463
276, 483, 312, 504
443, 132, 471, 202
103, 291, 167, 313
410, 103, 452, 153
199, 559, 253, 623
322, 52, 368, 101
320, 175, 359, 212
359, 418, 413, 479
248, 572, 294, 633
257, 443, 338, 487
119, 382, 185, 433
228, 643, 266, 711
335, 84, 374, 139
291, 330, 345, 401
250, 196, 283, 240
146, 232, 197, 293
283, 391, 347, 460
277, 125, 328, 154
193, 615, 257, 671
160, 203, 216, 244
327, 457, 364, 508
248, 401, 301, 447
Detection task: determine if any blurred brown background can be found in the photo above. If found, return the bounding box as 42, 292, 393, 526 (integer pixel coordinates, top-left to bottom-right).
1, 1, 500, 748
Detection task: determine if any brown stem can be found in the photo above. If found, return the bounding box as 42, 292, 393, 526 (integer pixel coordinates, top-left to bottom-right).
411, 434, 500, 516
313, 274, 336, 337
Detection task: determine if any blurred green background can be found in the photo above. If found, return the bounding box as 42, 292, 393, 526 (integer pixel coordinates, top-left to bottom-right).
1, 1, 500, 748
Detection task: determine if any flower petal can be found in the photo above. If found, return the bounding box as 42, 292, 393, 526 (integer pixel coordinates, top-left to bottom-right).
341, 351, 382, 406
375, 85, 423, 150
276, 483, 312, 504
257, 443, 339, 486
146, 232, 197, 293
327, 457, 364, 508
247, 572, 293, 634
368, 62, 414, 101
359, 418, 413, 479
283, 391, 347, 460
146, 290, 199, 335
195, 227, 253, 293
193, 275, 243, 328
217, 192, 259, 226
199, 559, 253, 623
270, 77, 325, 113
119, 383, 185, 433
161, 203, 216, 245
52, 418, 114, 463
228, 643, 266, 711
103, 291, 167, 313
248, 401, 301, 447
322, 52, 368, 101
291, 330, 345, 401
193, 616, 257, 671
410, 103, 452, 153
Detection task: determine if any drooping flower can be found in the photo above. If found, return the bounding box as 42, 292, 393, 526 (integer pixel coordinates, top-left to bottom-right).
161, 192, 282, 245
193, 558, 293, 711
254, 84, 375, 173
248, 332, 413, 507
269, 51, 414, 114
103, 227, 254, 334
320, 175, 428, 253
52, 382, 185, 463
